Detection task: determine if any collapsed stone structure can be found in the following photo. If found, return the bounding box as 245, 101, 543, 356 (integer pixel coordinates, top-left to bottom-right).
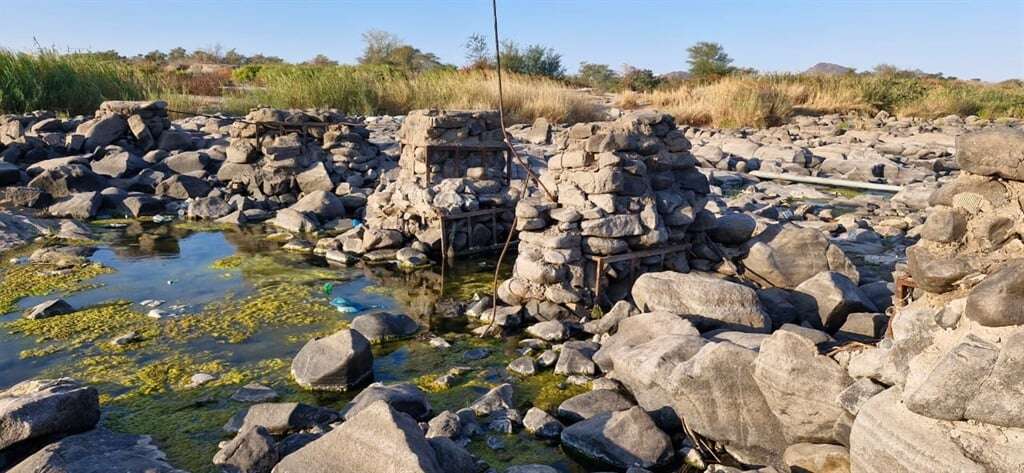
346, 109, 517, 259
497, 111, 714, 319
221, 107, 383, 228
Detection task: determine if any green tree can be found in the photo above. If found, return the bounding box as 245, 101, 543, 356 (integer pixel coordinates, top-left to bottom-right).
306, 54, 337, 66
621, 65, 661, 92
500, 41, 564, 78
464, 33, 491, 69
223, 48, 245, 65
576, 62, 621, 91
686, 41, 734, 79
358, 30, 443, 72
168, 47, 187, 62
359, 30, 404, 65
142, 50, 167, 63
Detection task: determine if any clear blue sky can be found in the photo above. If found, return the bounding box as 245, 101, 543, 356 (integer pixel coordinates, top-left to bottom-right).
3, 0, 1022, 81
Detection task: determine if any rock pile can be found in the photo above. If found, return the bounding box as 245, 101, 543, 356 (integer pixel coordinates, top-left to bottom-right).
331, 109, 517, 262
839, 125, 1024, 472
687, 111, 984, 187
497, 111, 713, 319
220, 107, 384, 229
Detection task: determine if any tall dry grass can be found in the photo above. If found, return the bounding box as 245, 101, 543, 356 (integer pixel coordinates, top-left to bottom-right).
226, 65, 603, 124
643, 77, 794, 128
3, 51, 1021, 128
634, 74, 1024, 128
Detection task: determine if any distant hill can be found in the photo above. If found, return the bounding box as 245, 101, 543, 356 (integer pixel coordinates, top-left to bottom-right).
804, 62, 855, 76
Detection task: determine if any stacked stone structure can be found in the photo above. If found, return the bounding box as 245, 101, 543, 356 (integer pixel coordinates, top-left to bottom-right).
497, 111, 714, 319
359, 109, 517, 257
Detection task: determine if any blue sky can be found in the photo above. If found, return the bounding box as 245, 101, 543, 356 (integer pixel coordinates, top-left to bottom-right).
3, 0, 1022, 81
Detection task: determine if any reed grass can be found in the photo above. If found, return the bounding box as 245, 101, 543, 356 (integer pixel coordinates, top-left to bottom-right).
2, 51, 1021, 127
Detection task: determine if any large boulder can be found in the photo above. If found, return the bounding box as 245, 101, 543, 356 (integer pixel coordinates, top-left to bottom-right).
290, 190, 345, 221
226, 402, 340, 435
154, 174, 210, 199
28, 165, 106, 199
77, 114, 127, 149
963, 331, 1024, 428
903, 335, 1000, 422
213, 426, 278, 473
22, 299, 74, 320
272, 401, 442, 473
664, 341, 786, 467
560, 406, 674, 471
90, 151, 147, 178
631, 271, 770, 332
593, 312, 699, 373
849, 388, 986, 473
161, 151, 210, 175
0, 378, 99, 451
47, 192, 101, 219
270, 209, 319, 233
7, 428, 184, 473
956, 127, 1024, 181
791, 271, 878, 332
965, 262, 1024, 327
350, 312, 419, 343
905, 245, 973, 294
290, 329, 373, 391
342, 383, 432, 422
742, 224, 858, 289
752, 330, 852, 444
556, 390, 635, 423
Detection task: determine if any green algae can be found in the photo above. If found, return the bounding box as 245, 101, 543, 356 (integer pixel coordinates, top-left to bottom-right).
5, 301, 159, 357
166, 283, 337, 343
518, 372, 590, 412
209, 255, 244, 270
468, 432, 572, 472
0, 262, 112, 314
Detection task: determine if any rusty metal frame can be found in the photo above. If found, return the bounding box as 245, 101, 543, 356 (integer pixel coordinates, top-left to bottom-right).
420, 143, 513, 187
437, 207, 515, 262
586, 244, 692, 306
894, 273, 916, 308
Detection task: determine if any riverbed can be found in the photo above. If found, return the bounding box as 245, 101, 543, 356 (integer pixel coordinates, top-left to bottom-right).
0, 221, 585, 472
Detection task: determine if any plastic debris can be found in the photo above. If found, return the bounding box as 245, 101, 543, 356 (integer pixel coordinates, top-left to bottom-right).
329, 295, 366, 314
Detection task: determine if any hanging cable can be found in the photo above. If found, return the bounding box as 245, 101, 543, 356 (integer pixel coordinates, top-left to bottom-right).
485, 0, 553, 335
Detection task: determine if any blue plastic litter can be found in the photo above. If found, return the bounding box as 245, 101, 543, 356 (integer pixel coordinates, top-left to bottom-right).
330, 296, 366, 314
352, 219, 364, 228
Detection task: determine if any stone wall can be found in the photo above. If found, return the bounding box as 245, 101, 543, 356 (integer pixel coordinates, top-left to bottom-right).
497, 111, 714, 320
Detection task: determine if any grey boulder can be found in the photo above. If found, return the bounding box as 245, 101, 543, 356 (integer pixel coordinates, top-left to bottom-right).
23, 299, 74, 320
7, 427, 184, 473
0, 378, 99, 451
632, 271, 770, 332
213, 426, 278, 473
351, 312, 419, 343
560, 406, 674, 471
272, 400, 442, 473
343, 382, 432, 422
290, 329, 373, 391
